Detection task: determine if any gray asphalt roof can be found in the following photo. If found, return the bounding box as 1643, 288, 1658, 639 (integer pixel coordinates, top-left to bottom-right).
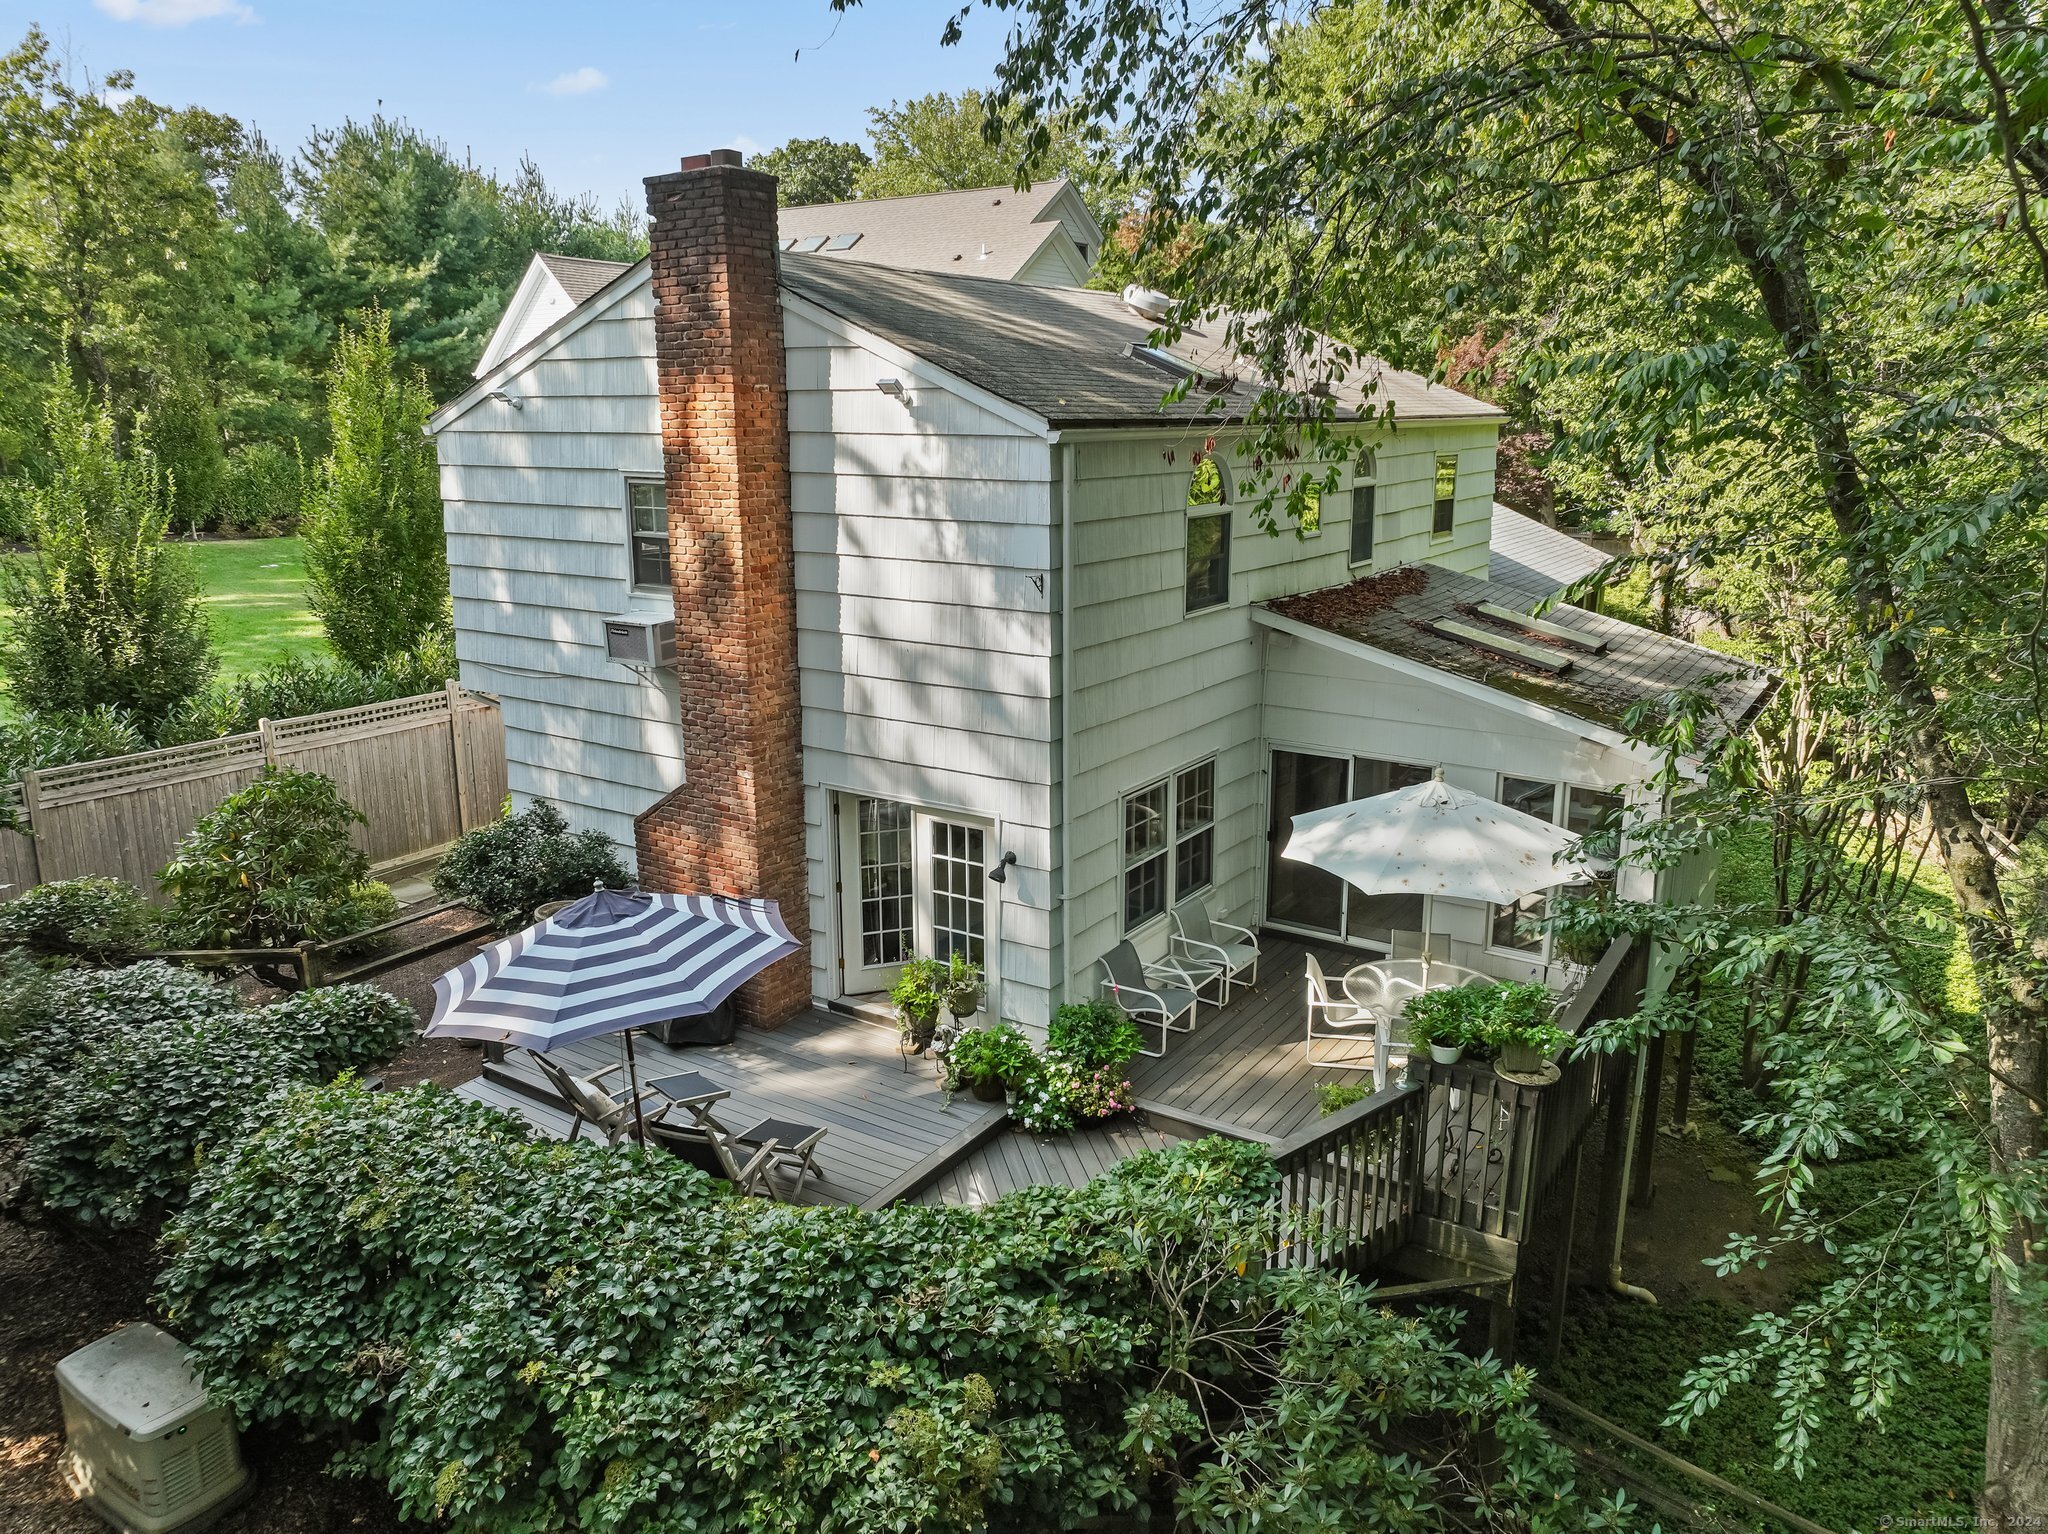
1264, 563, 1774, 751
776, 181, 1084, 281
779, 257, 1506, 429
1487, 505, 1613, 607
537, 252, 633, 303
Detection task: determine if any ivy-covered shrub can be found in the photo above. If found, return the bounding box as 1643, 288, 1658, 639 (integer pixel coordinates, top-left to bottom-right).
0, 960, 241, 1132
0, 876, 156, 965
431, 798, 627, 926
160, 1087, 1617, 1533
159, 767, 395, 949
25, 1017, 308, 1226
252, 984, 414, 1079
5, 967, 411, 1224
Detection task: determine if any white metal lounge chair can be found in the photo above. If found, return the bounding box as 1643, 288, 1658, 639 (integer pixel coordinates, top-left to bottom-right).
1169, 896, 1261, 1000
1098, 940, 1203, 1058
528, 1051, 672, 1147
1303, 953, 1383, 1076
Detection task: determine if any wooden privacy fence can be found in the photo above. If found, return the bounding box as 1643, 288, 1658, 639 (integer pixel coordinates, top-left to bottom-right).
0, 684, 507, 898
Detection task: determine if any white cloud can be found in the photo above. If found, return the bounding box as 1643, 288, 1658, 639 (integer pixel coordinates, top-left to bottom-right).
542, 66, 609, 97
95, 0, 255, 26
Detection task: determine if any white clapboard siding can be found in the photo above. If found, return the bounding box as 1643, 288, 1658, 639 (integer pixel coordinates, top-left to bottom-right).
1058, 420, 1501, 995
437, 282, 680, 857
787, 303, 1058, 1029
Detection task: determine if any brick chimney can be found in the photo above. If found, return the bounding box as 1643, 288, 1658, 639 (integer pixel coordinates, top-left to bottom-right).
636, 149, 810, 1028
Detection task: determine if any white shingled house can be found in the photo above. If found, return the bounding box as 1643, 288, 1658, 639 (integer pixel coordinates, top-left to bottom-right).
427, 151, 1767, 1036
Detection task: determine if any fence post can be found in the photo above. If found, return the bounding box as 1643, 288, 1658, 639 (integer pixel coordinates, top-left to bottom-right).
444, 680, 473, 831
257, 717, 279, 767
19, 768, 46, 884
296, 940, 324, 991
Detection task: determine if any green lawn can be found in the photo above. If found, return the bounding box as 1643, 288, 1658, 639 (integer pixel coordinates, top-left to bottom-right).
186, 536, 329, 677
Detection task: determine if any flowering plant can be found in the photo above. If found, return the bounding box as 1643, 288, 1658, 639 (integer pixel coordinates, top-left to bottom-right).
1007, 1048, 1136, 1133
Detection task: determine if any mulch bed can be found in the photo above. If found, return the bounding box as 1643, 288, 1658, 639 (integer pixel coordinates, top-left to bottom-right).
0, 903, 500, 1529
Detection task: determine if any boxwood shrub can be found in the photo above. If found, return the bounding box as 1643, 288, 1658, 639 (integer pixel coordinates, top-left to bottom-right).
160, 1083, 1620, 1533
0, 876, 157, 965
431, 798, 628, 927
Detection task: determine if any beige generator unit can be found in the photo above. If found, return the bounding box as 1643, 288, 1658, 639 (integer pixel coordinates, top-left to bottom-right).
55, 1323, 249, 1533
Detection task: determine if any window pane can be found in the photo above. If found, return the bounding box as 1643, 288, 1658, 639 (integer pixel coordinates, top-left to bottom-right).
1124, 781, 1167, 860
629, 481, 666, 528
1188, 457, 1225, 506
1349, 484, 1376, 563
929, 820, 986, 963
1125, 852, 1168, 929
1501, 776, 1557, 823
632, 535, 671, 589
1491, 892, 1547, 953
1266, 749, 1348, 933
1347, 889, 1424, 948
856, 799, 913, 967
1432, 454, 1457, 537
1175, 827, 1213, 895
1175, 761, 1214, 832
1566, 787, 1624, 840
1352, 757, 1431, 799
1298, 483, 1321, 535
1186, 512, 1230, 611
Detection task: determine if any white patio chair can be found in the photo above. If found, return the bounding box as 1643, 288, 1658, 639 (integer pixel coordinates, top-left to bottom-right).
1169, 896, 1260, 1000
1303, 953, 1381, 1074
1329, 962, 1422, 1090
1098, 940, 1203, 1058
528, 1050, 672, 1147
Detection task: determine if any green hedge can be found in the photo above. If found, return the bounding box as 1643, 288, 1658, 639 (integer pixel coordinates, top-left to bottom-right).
160, 1085, 1630, 1534
1, 962, 413, 1225
0, 876, 157, 965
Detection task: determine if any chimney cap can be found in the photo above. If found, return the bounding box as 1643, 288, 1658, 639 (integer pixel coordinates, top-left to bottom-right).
679, 148, 746, 172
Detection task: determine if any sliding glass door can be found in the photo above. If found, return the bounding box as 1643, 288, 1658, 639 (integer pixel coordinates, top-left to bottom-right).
1266, 750, 1430, 949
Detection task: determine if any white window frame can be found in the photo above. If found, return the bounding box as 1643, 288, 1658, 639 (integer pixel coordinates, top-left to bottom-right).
1486, 775, 1624, 958
626, 477, 671, 594
1348, 451, 1380, 567
1431, 452, 1459, 540
1122, 757, 1218, 935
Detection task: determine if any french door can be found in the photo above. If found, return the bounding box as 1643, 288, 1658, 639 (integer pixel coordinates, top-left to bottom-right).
837, 795, 988, 995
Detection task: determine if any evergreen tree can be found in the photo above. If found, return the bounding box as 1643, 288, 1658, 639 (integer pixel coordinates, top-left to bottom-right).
300, 310, 446, 669
1, 386, 216, 722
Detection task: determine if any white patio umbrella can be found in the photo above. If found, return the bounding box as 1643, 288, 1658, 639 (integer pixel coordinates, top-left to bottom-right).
1282, 771, 1596, 971
427, 889, 800, 1144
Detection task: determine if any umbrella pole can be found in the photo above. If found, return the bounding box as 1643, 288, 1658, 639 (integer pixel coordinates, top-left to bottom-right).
624, 1028, 648, 1149
1421, 894, 1434, 984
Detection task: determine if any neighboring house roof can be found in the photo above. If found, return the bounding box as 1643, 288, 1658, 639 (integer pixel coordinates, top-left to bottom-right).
536, 251, 634, 302
1260, 564, 1773, 754
1487, 505, 1613, 608
777, 180, 1099, 285
779, 257, 1505, 430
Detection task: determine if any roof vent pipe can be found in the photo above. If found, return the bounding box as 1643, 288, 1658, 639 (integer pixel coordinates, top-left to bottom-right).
1122, 284, 1174, 320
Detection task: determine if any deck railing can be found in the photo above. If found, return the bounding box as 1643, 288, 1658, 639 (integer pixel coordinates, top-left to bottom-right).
1259, 935, 1643, 1272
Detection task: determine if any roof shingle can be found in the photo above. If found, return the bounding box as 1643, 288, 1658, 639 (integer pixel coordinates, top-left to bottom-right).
1264, 564, 1774, 752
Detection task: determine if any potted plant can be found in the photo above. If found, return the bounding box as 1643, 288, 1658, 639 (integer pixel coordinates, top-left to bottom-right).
947, 1022, 1033, 1102
940, 951, 985, 1022
890, 956, 946, 1054
1403, 988, 1470, 1066
1485, 981, 1569, 1073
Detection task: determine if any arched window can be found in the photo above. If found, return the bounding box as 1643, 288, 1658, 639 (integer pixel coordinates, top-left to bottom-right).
1187, 455, 1227, 507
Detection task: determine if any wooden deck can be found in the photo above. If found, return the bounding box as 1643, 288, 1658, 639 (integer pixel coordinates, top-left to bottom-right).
1129, 935, 1382, 1143
460, 1007, 1005, 1208
910, 1120, 1182, 1207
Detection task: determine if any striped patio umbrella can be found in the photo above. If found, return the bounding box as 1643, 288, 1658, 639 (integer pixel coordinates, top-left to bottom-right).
428, 890, 800, 1143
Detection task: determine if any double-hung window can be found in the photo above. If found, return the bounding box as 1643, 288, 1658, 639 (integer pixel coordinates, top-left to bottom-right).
1431, 453, 1458, 538
1123, 759, 1217, 931
1488, 777, 1626, 954
627, 479, 671, 591
1349, 452, 1379, 564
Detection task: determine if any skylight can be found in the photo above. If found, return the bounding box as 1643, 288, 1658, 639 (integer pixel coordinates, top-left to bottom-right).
826, 232, 863, 251
779, 237, 799, 251
792, 235, 829, 253
1123, 342, 1193, 380
1429, 618, 1575, 675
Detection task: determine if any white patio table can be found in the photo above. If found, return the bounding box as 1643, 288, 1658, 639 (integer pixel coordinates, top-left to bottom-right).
1337, 959, 1492, 1088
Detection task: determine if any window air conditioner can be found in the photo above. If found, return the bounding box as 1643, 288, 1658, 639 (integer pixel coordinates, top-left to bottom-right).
56, 1323, 249, 1534
604, 614, 677, 667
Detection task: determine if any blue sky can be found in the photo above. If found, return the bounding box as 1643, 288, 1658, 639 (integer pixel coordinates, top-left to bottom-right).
11, 1, 1012, 209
